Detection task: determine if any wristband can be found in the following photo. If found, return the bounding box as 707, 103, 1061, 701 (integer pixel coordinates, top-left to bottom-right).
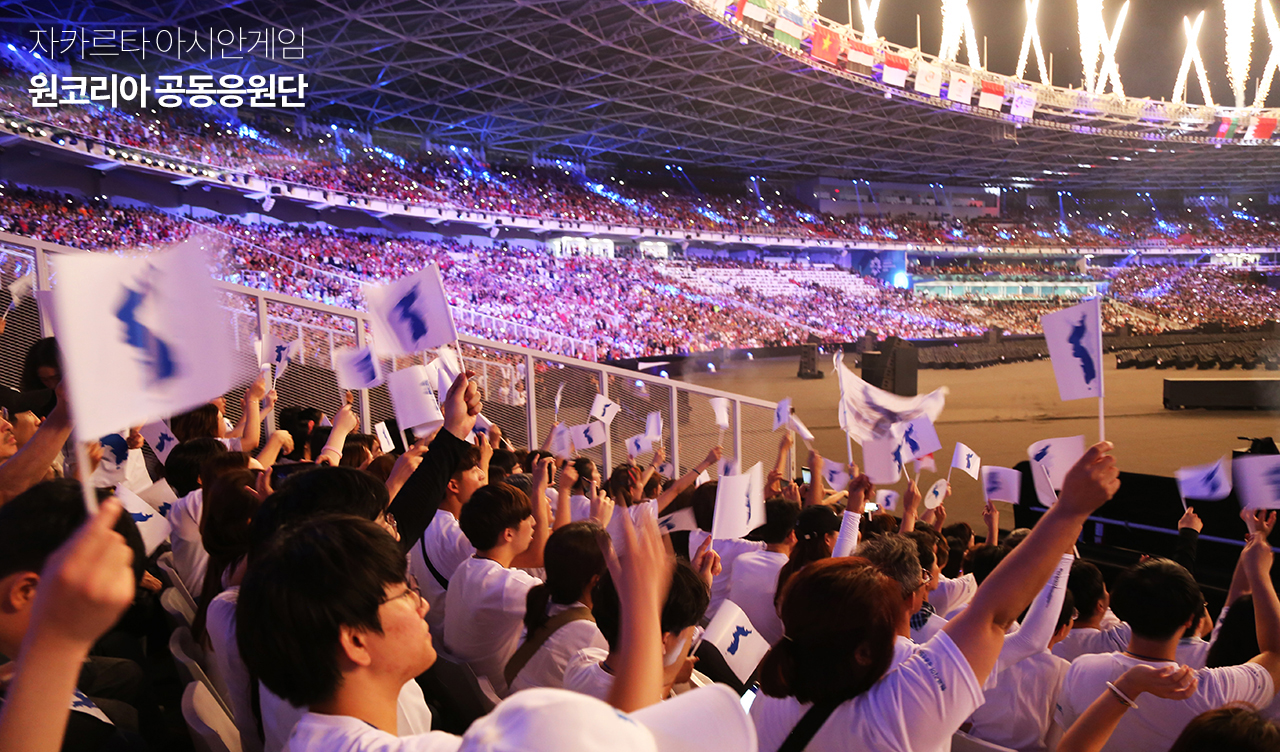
1105, 681, 1138, 709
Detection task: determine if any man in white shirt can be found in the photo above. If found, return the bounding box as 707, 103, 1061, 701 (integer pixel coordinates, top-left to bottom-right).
1056, 552, 1280, 752
856, 535, 934, 647
688, 482, 765, 621
443, 479, 551, 696
727, 499, 800, 647
408, 445, 485, 641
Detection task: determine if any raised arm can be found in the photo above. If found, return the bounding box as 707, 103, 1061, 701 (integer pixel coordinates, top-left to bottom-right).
238, 371, 268, 454
898, 479, 922, 535
943, 442, 1119, 684
1172, 507, 1202, 577
982, 501, 999, 546
0, 396, 72, 505
1242, 530, 1280, 688
254, 430, 294, 470
512, 456, 554, 568
995, 552, 1073, 671
832, 468, 872, 558
653, 446, 720, 514
602, 507, 674, 712
806, 451, 825, 507
1056, 664, 1197, 752
766, 430, 793, 497
315, 403, 358, 466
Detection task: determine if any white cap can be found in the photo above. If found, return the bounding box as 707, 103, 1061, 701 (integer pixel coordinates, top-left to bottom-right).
458, 685, 757, 752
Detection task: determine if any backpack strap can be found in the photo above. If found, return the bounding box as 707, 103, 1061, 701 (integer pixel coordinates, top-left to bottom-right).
777, 699, 842, 752
503, 606, 594, 686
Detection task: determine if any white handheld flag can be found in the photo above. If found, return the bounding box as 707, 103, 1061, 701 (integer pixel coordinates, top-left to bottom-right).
50, 238, 235, 438
914, 454, 937, 474
711, 462, 764, 540
1176, 457, 1233, 502
387, 365, 445, 434
548, 423, 574, 460
789, 414, 815, 444
366, 264, 457, 356
863, 431, 906, 485
900, 416, 942, 461
554, 383, 565, 419
1041, 297, 1104, 401
657, 507, 698, 534
139, 421, 178, 464
1234, 455, 1280, 510
6, 272, 34, 312
570, 422, 607, 452
625, 433, 654, 459
982, 466, 1023, 505
709, 397, 732, 430
334, 346, 383, 390
645, 411, 663, 442
821, 461, 851, 492
703, 601, 772, 681
833, 356, 947, 444
589, 394, 622, 425
114, 485, 172, 556
373, 422, 396, 453
266, 336, 301, 380
696, 469, 712, 487
773, 398, 792, 432
137, 478, 177, 516
924, 479, 949, 510
875, 489, 901, 512
1027, 435, 1086, 506
717, 457, 741, 478
951, 443, 981, 480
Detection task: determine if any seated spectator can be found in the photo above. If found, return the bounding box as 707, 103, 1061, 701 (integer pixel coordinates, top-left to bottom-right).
728, 499, 801, 647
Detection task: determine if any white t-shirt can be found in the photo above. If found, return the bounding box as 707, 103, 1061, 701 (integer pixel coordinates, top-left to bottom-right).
261, 681, 434, 752
909, 611, 947, 645
727, 550, 790, 647
931, 573, 977, 618
442, 557, 542, 696
169, 488, 208, 596
967, 650, 1069, 752
750, 631, 984, 752
688, 531, 766, 621
282, 712, 460, 752
408, 510, 475, 641
568, 494, 593, 522
1051, 624, 1210, 668
206, 587, 263, 752
507, 602, 609, 695
1056, 652, 1275, 752
562, 646, 614, 702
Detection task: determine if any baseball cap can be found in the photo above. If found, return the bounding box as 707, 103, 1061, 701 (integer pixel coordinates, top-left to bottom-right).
457, 684, 756, 752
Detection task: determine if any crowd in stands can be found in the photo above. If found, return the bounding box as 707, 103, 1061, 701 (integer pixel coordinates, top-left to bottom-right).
4, 330, 1280, 752
911, 261, 1111, 282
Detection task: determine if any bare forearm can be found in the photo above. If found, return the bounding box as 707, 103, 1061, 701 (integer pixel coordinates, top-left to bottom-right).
656, 460, 713, 513
240, 401, 261, 453
0, 416, 71, 505
1250, 569, 1280, 654
606, 597, 665, 712
1057, 689, 1130, 752
0, 638, 88, 752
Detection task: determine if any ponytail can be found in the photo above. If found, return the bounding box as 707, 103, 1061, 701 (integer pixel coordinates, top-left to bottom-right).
523, 584, 553, 632
523, 521, 606, 631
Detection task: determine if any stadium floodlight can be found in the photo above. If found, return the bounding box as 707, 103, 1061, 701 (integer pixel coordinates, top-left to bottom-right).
1015, 0, 1050, 82
939, 0, 983, 68
1224, 0, 1255, 107
1173, 12, 1215, 106
1255, 1, 1280, 107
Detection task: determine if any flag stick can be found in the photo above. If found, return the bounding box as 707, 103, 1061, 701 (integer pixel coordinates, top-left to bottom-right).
73, 433, 100, 515
718, 427, 725, 448
1098, 394, 1106, 443
946, 465, 954, 484
845, 431, 854, 466
1097, 295, 1106, 443
1178, 489, 1187, 511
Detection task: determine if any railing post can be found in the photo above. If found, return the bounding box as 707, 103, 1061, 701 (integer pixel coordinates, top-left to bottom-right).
525, 352, 538, 452
255, 294, 276, 433
733, 399, 743, 471
355, 316, 372, 432
669, 385, 680, 475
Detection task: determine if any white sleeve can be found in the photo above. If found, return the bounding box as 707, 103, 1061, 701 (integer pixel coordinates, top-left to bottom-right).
832, 511, 861, 557
993, 554, 1072, 676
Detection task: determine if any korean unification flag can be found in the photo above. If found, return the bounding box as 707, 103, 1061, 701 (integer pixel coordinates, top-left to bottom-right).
261, 333, 301, 380
863, 431, 906, 485
334, 345, 383, 390
982, 466, 1022, 505
366, 264, 457, 356
548, 423, 574, 461
570, 422, 607, 452
789, 414, 816, 443
645, 411, 663, 442
589, 394, 621, 426
387, 365, 444, 434
114, 484, 171, 556
1176, 456, 1233, 501
657, 507, 698, 535
773, 398, 792, 432
833, 356, 947, 444
140, 420, 178, 464
373, 422, 396, 453
626, 433, 655, 459
821, 460, 851, 492
709, 397, 732, 430
1234, 455, 1280, 510
1041, 297, 1104, 402
1027, 435, 1085, 506
49, 238, 235, 438
951, 442, 981, 481
875, 489, 900, 512
711, 462, 764, 541
900, 416, 942, 462
703, 600, 771, 682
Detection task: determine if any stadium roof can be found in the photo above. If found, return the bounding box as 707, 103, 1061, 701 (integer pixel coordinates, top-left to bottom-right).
7, 0, 1280, 191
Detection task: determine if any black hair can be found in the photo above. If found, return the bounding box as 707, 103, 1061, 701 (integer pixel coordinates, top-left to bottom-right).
193, 469, 260, 642
1169, 707, 1280, 752
1111, 559, 1203, 641
570, 458, 597, 495
248, 466, 389, 559
340, 434, 377, 467
1067, 559, 1107, 621
458, 483, 532, 551
941, 536, 967, 579
237, 515, 407, 707
488, 449, 520, 484
200, 451, 250, 488
308, 426, 333, 462
749, 499, 802, 545
941, 521, 974, 543
19, 337, 60, 391
170, 404, 222, 442
966, 544, 1010, 586
1206, 595, 1259, 669
691, 482, 718, 532
775, 505, 842, 606
593, 559, 709, 648
1056, 590, 1077, 633
452, 445, 482, 479
0, 480, 145, 584
524, 522, 607, 632
166, 438, 228, 497
279, 406, 321, 461
904, 530, 936, 572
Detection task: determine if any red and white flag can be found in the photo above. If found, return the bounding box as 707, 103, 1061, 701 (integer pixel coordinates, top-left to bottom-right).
978, 80, 1005, 110
882, 54, 909, 87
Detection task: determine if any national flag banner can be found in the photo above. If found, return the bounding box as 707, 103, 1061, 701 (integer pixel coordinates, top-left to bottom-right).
334, 345, 384, 390
709, 397, 732, 430
589, 394, 621, 425
978, 80, 1005, 110
645, 411, 663, 442
900, 415, 942, 461
821, 461, 850, 492
114, 484, 171, 556
365, 263, 457, 357
1010, 89, 1037, 118
49, 237, 235, 438
1027, 435, 1086, 506
874, 489, 900, 512
774, 8, 806, 49
1176, 456, 1232, 501
139, 420, 178, 464
947, 71, 974, 103
863, 431, 905, 485
811, 24, 840, 64
387, 365, 445, 434
373, 421, 396, 453
1041, 297, 1104, 401
570, 422, 607, 452
773, 397, 792, 432
882, 54, 909, 86
626, 433, 655, 459
848, 40, 876, 67
914, 62, 943, 96
1249, 116, 1278, 140
742, 0, 768, 23
833, 356, 947, 444
982, 466, 1022, 505
7, 272, 34, 311
549, 422, 573, 460
1234, 455, 1280, 509
703, 600, 772, 680
789, 414, 815, 444
951, 442, 981, 480
711, 463, 764, 541
1215, 116, 1243, 139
